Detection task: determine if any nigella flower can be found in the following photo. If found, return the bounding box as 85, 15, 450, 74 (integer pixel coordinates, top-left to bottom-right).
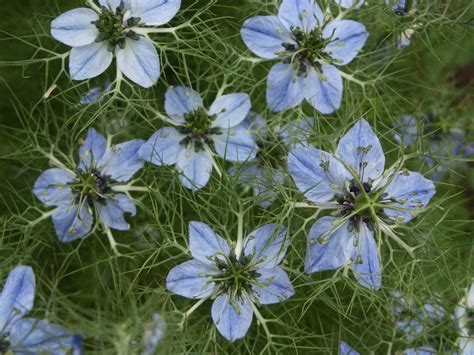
288, 119, 436, 289
139, 86, 257, 191
454, 281, 474, 354
142, 313, 166, 355
166, 222, 294, 341
51, 0, 181, 88
33, 128, 144, 245
0, 266, 82, 354
241, 0, 368, 113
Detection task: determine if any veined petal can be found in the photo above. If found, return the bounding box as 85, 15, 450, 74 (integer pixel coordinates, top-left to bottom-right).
323, 20, 368, 65
252, 266, 294, 305
243, 224, 288, 268
304, 217, 354, 273
176, 145, 213, 191
0, 266, 35, 333
70, 42, 113, 80
130, 0, 181, 26
336, 0, 365, 9
52, 202, 93, 243
33, 168, 75, 207
304, 64, 343, 115
288, 147, 351, 204
278, 0, 324, 32
98, 139, 145, 182
139, 127, 186, 166
267, 62, 305, 112
189, 221, 231, 263
51, 8, 99, 47
166, 259, 218, 299
70, 42, 113, 81
240, 16, 292, 60
116, 37, 160, 88
78, 127, 107, 172
164, 86, 203, 123
279, 117, 314, 149
213, 127, 257, 162
98, 0, 125, 9
352, 221, 381, 290
210, 94, 251, 129
458, 338, 474, 355
211, 293, 253, 342
382, 170, 435, 223
340, 341, 360, 355
97, 194, 136, 231
335, 119, 385, 182
9, 317, 80, 354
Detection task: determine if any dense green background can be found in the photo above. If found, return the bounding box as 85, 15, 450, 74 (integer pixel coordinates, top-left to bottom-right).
0, 0, 473, 353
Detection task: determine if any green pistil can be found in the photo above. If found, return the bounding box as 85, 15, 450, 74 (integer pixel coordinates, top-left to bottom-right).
72, 171, 112, 203
183, 107, 214, 136
92, 3, 141, 52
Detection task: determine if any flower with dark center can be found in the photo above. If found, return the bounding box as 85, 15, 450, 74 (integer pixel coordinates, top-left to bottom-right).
139, 86, 257, 191
166, 222, 294, 342
288, 119, 436, 290
241, 0, 368, 113
50, 0, 181, 87
0, 266, 82, 353
33, 128, 145, 243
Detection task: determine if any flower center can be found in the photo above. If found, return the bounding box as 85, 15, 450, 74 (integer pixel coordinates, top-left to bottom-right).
92, 2, 141, 52
281, 26, 338, 74
177, 107, 221, 153
72, 170, 113, 204
213, 253, 261, 299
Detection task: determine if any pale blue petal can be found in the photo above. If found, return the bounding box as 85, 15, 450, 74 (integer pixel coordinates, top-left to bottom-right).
51, 8, 98, 47
459, 338, 474, 355
33, 168, 75, 207
97, 194, 136, 231
164, 86, 203, 123
288, 147, 351, 204
266, 62, 305, 112
78, 128, 107, 172
209, 94, 251, 129
398, 29, 414, 49
166, 260, 218, 299
213, 127, 257, 162
352, 221, 381, 290
240, 16, 292, 59
0, 266, 35, 333
98, 0, 127, 9
79, 87, 101, 105
116, 37, 160, 88
69, 42, 113, 80
340, 341, 360, 355
252, 266, 294, 305
402, 346, 437, 355
211, 293, 253, 342
9, 317, 80, 354
130, 0, 181, 26
279, 117, 314, 148
52, 202, 93, 243
323, 20, 368, 65
278, 0, 323, 32
336, 0, 365, 9
98, 139, 145, 182
142, 314, 166, 355
397, 319, 423, 339
304, 217, 354, 273
304, 64, 343, 114
239, 111, 268, 140
335, 119, 385, 182
188, 221, 231, 263
138, 128, 186, 166
243, 224, 288, 268
176, 145, 213, 191
382, 170, 435, 223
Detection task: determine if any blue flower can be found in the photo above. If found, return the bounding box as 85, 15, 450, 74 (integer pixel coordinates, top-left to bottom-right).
166, 222, 294, 341
241, 0, 368, 113
142, 313, 166, 355
340, 341, 360, 354
33, 128, 144, 243
51, 0, 181, 88
139, 86, 258, 191
288, 119, 436, 290
455, 281, 474, 355
0, 266, 82, 354
80, 80, 112, 105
